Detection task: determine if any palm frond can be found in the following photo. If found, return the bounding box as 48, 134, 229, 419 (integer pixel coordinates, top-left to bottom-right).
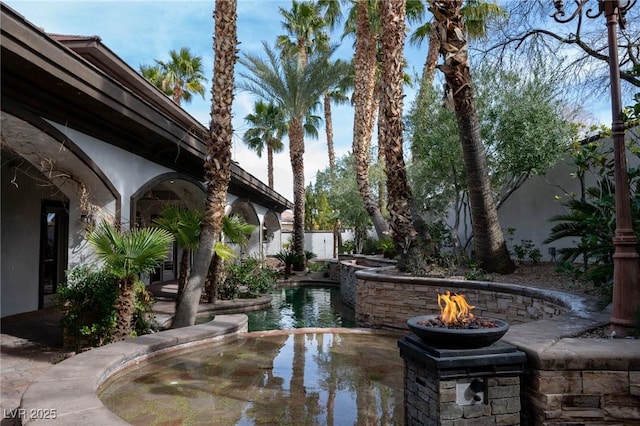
214, 241, 237, 262
87, 220, 174, 278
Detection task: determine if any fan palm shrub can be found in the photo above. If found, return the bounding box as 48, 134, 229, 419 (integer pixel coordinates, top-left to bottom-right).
86, 221, 174, 341
153, 206, 202, 309
204, 214, 256, 303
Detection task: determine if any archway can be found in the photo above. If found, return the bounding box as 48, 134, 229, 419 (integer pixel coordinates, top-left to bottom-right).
228, 199, 261, 257
131, 173, 206, 283
263, 210, 282, 256
1, 112, 118, 315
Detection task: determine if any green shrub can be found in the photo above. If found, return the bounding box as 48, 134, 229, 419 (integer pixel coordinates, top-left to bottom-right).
307, 261, 327, 272
274, 249, 304, 275
512, 239, 542, 263
218, 277, 241, 300
56, 265, 118, 351
377, 237, 396, 258
545, 138, 639, 291
362, 238, 379, 255
221, 257, 278, 299
339, 240, 356, 254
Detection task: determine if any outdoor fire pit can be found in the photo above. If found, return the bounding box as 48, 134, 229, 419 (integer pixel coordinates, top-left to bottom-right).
399, 291, 525, 425
406, 291, 509, 349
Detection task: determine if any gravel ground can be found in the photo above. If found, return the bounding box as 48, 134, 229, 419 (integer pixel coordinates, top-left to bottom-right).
446, 262, 639, 339
475, 262, 598, 295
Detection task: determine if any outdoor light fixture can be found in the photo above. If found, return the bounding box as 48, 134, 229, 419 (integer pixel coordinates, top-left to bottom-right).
552, 0, 640, 336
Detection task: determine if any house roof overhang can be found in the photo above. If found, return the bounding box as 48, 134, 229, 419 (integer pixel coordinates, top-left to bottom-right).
0, 3, 292, 212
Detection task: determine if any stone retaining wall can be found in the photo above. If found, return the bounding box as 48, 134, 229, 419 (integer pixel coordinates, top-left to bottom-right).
354, 268, 575, 331
339, 256, 396, 309
342, 259, 640, 425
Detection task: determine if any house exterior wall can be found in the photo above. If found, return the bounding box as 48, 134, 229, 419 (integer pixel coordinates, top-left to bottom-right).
2, 118, 286, 317
50, 122, 174, 227
498, 157, 582, 257
1, 165, 67, 316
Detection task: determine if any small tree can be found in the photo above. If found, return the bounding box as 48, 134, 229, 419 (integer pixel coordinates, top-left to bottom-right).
86, 221, 174, 341
153, 206, 201, 309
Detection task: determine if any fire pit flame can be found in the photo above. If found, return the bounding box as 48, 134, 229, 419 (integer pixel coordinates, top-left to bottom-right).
438, 291, 474, 326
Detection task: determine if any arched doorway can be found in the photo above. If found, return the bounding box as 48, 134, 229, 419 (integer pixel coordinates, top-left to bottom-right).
131, 173, 205, 283
1, 112, 118, 315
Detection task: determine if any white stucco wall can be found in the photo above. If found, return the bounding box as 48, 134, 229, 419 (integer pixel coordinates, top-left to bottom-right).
451, 133, 640, 261
1, 166, 65, 316
48, 122, 174, 227
280, 231, 335, 259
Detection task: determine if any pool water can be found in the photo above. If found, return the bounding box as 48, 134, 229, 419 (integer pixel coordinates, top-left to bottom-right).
247, 285, 356, 331
99, 331, 404, 425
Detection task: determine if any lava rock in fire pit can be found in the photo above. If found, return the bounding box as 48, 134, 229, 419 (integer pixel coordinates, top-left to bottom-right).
407, 315, 510, 349
417, 316, 502, 329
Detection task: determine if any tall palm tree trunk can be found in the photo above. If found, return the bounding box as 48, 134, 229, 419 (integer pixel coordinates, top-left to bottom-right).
432, 0, 515, 274
324, 92, 336, 172
420, 24, 440, 91
380, 0, 420, 267
289, 117, 307, 267
206, 253, 222, 303
353, 0, 389, 239
173, 0, 238, 327
267, 142, 275, 188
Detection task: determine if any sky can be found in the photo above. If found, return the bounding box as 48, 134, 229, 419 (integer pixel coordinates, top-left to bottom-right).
5, 0, 612, 202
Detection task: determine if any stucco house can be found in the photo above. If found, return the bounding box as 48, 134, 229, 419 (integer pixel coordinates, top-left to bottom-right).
1, 3, 292, 317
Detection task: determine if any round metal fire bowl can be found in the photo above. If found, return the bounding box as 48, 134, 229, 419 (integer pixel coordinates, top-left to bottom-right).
407, 315, 510, 349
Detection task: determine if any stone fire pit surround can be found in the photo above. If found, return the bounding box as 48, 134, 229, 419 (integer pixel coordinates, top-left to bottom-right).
333, 258, 640, 425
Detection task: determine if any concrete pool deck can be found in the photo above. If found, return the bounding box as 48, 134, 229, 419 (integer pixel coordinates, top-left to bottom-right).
0, 272, 326, 424
3, 272, 640, 425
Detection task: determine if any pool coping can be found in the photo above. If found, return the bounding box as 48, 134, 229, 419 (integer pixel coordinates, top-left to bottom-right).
18, 280, 640, 424
19, 314, 248, 425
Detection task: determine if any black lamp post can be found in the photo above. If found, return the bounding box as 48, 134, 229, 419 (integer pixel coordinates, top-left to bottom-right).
553, 0, 639, 336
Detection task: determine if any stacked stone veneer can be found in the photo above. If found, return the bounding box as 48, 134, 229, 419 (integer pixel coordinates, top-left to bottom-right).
352, 267, 570, 331
339, 259, 640, 425
404, 368, 522, 426
517, 338, 640, 425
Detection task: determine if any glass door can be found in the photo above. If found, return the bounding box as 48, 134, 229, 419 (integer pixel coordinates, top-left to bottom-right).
39, 201, 68, 308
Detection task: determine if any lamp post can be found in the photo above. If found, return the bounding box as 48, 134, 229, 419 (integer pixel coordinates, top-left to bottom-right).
553, 0, 639, 336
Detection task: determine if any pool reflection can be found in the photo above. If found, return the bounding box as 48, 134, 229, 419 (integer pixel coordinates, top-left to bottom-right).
99, 332, 404, 425
247, 286, 356, 331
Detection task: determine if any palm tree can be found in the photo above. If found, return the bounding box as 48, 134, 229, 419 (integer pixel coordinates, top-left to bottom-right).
152, 206, 201, 310
277, 0, 326, 68
351, 0, 390, 239
139, 64, 173, 96
239, 43, 340, 267
342, 1, 426, 243
409, 0, 505, 95
323, 59, 353, 172
243, 101, 287, 189
205, 214, 256, 303
86, 221, 174, 340
431, 0, 515, 274
278, 1, 350, 175
143, 47, 206, 106
172, 0, 238, 328
379, 0, 422, 267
